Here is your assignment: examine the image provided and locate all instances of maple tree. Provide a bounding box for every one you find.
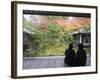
[23,15,90,57]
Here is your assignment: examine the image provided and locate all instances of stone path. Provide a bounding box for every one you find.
[23,54,91,69]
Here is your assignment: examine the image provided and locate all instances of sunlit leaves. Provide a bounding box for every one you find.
[23,15,90,56]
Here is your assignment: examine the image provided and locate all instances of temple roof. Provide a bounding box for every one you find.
[71,28,90,34]
[23,27,35,35]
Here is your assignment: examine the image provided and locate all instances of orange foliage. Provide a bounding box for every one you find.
[55,17,90,30]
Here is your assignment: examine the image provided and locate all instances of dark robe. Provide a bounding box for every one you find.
[64,48,75,66]
[75,49,87,66]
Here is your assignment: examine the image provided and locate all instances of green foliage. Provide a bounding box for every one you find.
[23,17,33,29]
[24,23,75,57]
[48,16,69,20]
[23,17,75,57]
[82,26,90,32]
[63,32,75,44]
[48,23,60,32]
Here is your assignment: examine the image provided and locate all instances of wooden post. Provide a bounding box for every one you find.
[79,33,82,43]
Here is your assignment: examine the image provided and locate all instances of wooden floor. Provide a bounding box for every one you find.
[23,54,91,69]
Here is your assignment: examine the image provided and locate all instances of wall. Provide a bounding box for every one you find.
[0,0,100,80]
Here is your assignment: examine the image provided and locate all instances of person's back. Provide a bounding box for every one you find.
[75,44,87,66]
[64,44,75,66]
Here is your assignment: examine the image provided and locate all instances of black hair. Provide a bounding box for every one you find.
[78,43,83,49]
[69,44,73,49]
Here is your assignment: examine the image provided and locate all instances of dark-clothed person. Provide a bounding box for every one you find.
[64,44,75,66]
[75,44,87,66]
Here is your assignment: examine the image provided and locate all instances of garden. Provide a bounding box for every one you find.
[23,15,90,57]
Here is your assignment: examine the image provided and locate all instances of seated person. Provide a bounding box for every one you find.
[64,44,75,66]
[75,44,87,66]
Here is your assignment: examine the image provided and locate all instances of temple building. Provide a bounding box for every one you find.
[23,28,35,52]
[71,28,91,48]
